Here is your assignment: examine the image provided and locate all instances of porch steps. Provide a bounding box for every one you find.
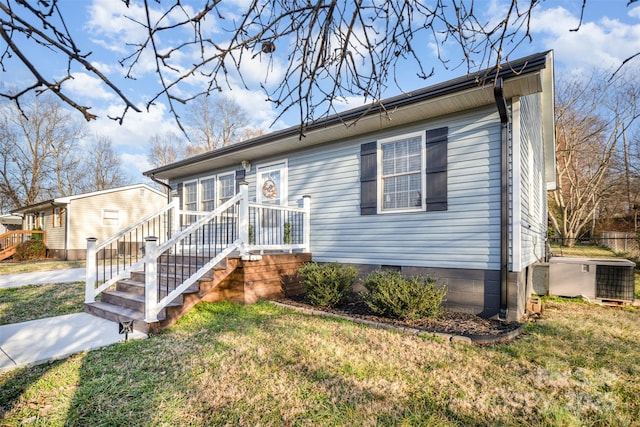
[0,247,16,262]
[84,257,233,334]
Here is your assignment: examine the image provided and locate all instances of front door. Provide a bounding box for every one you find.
[255,161,288,245]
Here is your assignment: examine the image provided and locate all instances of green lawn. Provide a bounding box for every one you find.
[550,242,629,258]
[0,282,85,325]
[1,287,639,425]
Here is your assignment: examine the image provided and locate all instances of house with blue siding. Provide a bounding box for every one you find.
[141,51,555,323]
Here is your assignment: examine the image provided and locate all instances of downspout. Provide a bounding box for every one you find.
[63,203,69,261]
[494,77,509,321]
[149,174,173,203]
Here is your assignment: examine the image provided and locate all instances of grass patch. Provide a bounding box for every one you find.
[550,243,620,259]
[0,282,85,325]
[1,297,639,425]
[0,260,85,275]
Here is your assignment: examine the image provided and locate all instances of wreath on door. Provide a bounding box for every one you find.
[262,179,277,199]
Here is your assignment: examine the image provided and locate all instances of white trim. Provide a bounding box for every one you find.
[12,184,166,216]
[376,130,426,214]
[54,184,165,204]
[511,97,522,273]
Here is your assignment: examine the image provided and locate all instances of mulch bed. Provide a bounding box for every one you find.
[277,295,524,342]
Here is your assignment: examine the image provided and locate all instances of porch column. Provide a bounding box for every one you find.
[144,236,159,322]
[303,195,311,252]
[238,182,249,256]
[85,237,97,303]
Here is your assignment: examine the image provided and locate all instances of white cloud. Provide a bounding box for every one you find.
[63,72,116,102]
[120,152,154,183]
[628,4,640,19]
[85,2,150,53]
[531,6,640,72]
[85,102,183,178]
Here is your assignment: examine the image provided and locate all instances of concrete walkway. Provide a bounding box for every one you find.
[0,268,85,289]
[0,269,146,373]
[0,313,146,372]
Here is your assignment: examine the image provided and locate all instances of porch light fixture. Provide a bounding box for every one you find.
[241,160,252,172]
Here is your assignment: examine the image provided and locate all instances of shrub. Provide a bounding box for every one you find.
[298,262,357,307]
[362,270,446,321]
[14,239,47,261]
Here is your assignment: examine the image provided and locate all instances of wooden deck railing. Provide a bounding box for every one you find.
[0,230,46,261]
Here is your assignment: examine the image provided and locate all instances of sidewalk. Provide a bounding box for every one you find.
[0,269,146,373]
[0,268,85,289]
[0,313,146,372]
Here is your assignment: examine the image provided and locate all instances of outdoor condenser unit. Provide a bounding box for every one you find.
[548,257,636,302]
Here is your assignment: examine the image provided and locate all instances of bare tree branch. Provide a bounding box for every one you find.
[0,0,547,130]
[1,0,637,134]
[0,1,141,121]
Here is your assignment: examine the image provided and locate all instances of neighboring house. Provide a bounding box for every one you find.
[12,184,167,260]
[144,51,556,322]
[0,214,22,234]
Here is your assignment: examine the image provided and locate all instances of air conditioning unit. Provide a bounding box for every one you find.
[548,257,636,303]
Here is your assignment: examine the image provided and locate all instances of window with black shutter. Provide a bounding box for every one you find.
[359,126,448,214]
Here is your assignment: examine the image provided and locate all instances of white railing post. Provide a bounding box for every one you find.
[303,195,311,252]
[85,237,97,303]
[239,182,249,255]
[171,193,180,239]
[144,236,159,322]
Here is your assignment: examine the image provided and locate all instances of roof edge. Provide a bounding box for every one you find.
[145,50,553,178]
[11,184,165,214]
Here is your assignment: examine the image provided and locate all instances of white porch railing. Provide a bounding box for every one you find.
[85,183,311,323]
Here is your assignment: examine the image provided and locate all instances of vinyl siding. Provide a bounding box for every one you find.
[66,187,166,251]
[44,208,66,251]
[519,93,547,268]
[245,106,503,270]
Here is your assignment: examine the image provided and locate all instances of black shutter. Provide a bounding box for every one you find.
[235,169,246,192]
[177,182,184,205]
[360,141,377,215]
[425,127,448,211]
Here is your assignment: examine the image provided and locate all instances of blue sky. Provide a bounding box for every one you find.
[3,0,640,182]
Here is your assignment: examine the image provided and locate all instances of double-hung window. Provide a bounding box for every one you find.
[183,180,198,212]
[361,127,447,215]
[182,172,237,217]
[379,132,425,212]
[218,173,235,205]
[200,177,216,211]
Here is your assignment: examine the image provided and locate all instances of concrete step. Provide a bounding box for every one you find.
[101,290,146,313]
[116,279,145,296]
[84,301,158,334]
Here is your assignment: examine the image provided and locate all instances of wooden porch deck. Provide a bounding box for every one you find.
[0,230,46,261]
